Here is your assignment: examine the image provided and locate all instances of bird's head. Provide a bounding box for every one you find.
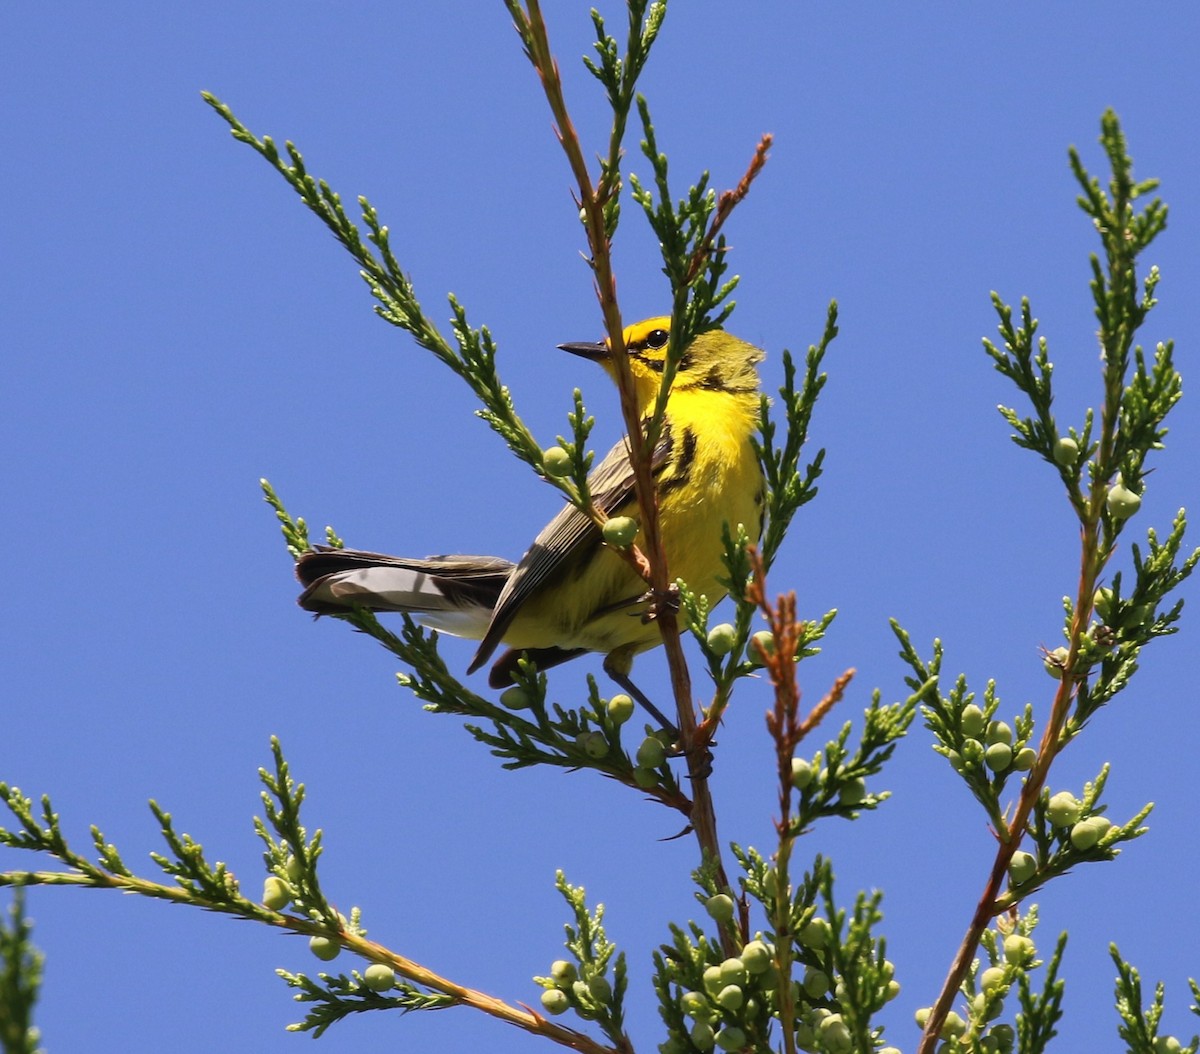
[558,316,763,411]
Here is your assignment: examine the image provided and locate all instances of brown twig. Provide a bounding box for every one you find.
[684,133,773,286]
[800,669,855,742]
[743,548,854,1054]
[916,518,1101,1053]
[509,5,773,958]
[0,866,620,1054]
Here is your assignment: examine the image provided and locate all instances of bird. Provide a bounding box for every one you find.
[295,316,765,716]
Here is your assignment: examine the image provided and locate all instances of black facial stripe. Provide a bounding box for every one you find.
[630,351,665,372]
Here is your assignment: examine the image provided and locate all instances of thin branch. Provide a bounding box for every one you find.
[0,864,615,1054]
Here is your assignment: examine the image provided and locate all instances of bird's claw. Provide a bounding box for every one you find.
[640,583,682,624]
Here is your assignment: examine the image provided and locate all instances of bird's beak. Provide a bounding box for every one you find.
[557,338,609,362]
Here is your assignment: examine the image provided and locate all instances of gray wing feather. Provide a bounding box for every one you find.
[297,548,513,617]
[468,424,674,671]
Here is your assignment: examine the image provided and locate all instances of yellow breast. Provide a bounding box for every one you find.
[504,387,763,657]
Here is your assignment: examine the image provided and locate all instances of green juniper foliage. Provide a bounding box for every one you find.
[0,5,1195,1054]
[0,892,44,1054]
[897,110,1197,1054]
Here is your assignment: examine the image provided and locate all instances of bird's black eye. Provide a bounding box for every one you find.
[646,328,669,349]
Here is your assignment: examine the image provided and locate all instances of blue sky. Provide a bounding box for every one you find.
[3,3,1199,1051]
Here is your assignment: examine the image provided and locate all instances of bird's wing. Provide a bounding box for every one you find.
[467,423,675,672]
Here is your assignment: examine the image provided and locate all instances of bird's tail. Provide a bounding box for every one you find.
[296,547,513,640]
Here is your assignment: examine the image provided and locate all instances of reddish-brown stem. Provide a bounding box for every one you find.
[513,5,776,956]
[745,550,854,1054]
[917,526,1102,1053]
[684,133,773,286]
[1,866,621,1054]
[917,240,1133,1048]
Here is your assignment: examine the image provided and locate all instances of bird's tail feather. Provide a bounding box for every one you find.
[296,547,512,640]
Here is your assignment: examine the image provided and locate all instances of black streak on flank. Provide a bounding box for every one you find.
[659,426,698,494]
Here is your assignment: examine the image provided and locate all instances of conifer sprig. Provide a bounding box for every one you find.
[0,891,43,1054]
[1109,945,1198,1054]
[913,111,1195,1054]
[754,302,836,575]
[201,94,607,524]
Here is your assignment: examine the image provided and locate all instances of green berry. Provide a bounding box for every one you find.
[606,693,634,725]
[1106,481,1142,519]
[580,731,609,759]
[309,935,341,962]
[762,868,778,898]
[702,965,724,995]
[790,756,815,790]
[1070,815,1112,849]
[748,630,775,666]
[680,990,710,1018]
[991,1023,1015,1046]
[942,1010,967,1038]
[1052,436,1079,467]
[632,766,658,788]
[884,979,901,1002]
[706,623,737,656]
[1043,646,1070,679]
[915,1008,931,1028]
[1013,747,1037,771]
[1069,819,1100,850]
[543,445,573,478]
[800,916,831,949]
[980,966,1007,993]
[1093,587,1115,621]
[541,988,570,1015]
[715,1026,747,1052]
[803,967,830,998]
[1046,791,1082,827]
[362,963,395,992]
[500,685,532,710]
[588,975,612,1002]
[550,960,576,985]
[1155,1037,1183,1054]
[985,742,1013,772]
[602,515,639,548]
[719,957,748,988]
[705,893,735,923]
[716,984,744,1011]
[960,703,986,736]
[262,876,292,910]
[986,720,1013,746]
[636,736,667,769]
[819,1013,852,1052]
[284,854,304,888]
[1008,851,1037,885]
[740,940,771,974]
[690,1021,716,1051]
[1003,934,1035,965]
[840,777,867,805]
